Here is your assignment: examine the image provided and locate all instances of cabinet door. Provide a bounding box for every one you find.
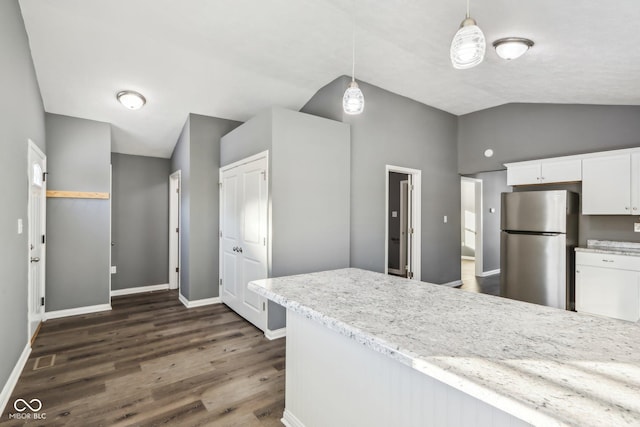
[631,152,640,213]
[582,154,631,215]
[540,159,582,183]
[575,266,640,322]
[506,163,541,186]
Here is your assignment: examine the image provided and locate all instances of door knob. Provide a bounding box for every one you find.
[30,257,40,263]
[238,247,243,253]
[232,247,237,252]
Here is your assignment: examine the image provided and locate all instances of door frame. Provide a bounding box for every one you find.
[384,165,421,281]
[169,170,182,292]
[461,176,483,277]
[27,139,46,341]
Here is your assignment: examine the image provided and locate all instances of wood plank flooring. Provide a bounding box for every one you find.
[1,290,285,426]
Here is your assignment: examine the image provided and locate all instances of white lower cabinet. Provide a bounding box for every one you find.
[575,252,640,322]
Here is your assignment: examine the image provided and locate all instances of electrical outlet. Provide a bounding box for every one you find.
[444,215,448,223]
[634,223,640,232]
[17,219,23,234]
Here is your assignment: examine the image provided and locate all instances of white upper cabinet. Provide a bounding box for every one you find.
[506,158,582,186]
[582,153,632,215]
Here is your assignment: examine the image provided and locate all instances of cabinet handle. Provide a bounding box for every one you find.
[625,207,630,210]
[602,259,614,263]
[634,207,638,211]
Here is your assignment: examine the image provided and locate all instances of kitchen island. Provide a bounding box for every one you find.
[249,268,640,427]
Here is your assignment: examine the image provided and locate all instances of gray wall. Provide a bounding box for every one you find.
[170,114,241,301]
[221,107,351,330]
[464,171,510,271]
[458,103,640,174]
[303,76,461,284]
[111,153,170,290]
[46,114,111,311]
[459,103,640,249]
[0,0,46,400]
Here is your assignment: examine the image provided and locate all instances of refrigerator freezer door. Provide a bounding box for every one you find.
[500,231,567,309]
[501,190,572,233]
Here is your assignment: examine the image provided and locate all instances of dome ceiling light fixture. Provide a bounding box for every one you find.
[117,90,146,110]
[450,0,485,70]
[493,37,534,60]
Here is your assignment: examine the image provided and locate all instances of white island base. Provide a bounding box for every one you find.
[282,311,530,427]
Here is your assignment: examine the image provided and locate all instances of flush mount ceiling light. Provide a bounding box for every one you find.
[450,0,485,69]
[343,23,364,115]
[493,37,534,60]
[117,90,146,110]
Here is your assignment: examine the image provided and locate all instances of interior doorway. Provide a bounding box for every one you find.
[169,171,181,292]
[385,165,421,280]
[460,177,483,282]
[27,139,46,342]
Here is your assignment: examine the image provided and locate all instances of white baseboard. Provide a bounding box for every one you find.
[461,256,475,261]
[179,294,221,308]
[265,327,286,340]
[281,409,305,427]
[44,303,112,321]
[441,279,463,287]
[111,283,170,297]
[479,269,500,277]
[0,343,32,416]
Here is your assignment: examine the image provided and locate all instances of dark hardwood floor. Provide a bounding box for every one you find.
[1,290,285,427]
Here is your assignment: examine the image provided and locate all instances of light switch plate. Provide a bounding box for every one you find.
[17,219,23,234]
[634,223,640,232]
[444,215,448,223]
[110,266,117,274]
[392,211,398,218]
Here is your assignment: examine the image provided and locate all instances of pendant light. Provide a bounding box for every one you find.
[343,26,364,115]
[450,0,485,69]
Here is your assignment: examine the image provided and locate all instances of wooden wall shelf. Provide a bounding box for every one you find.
[46,190,110,200]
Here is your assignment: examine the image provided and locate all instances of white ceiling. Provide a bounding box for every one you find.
[19,0,640,158]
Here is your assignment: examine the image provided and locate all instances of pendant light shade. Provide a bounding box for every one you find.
[343,81,365,115]
[450,0,485,70]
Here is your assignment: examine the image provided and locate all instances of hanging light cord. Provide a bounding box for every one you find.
[351,28,356,82]
[466,0,470,18]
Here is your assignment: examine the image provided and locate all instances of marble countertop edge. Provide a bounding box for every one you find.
[249,279,566,427]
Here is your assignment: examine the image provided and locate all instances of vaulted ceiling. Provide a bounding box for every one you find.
[19,0,640,158]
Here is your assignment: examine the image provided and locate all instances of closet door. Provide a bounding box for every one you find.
[220,153,268,331]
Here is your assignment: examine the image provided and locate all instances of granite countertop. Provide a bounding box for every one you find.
[575,239,640,256]
[249,268,640,427]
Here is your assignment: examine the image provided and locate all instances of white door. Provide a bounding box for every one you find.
[220,153,268,331]
[28,140,46,341]
[169,171,181,290]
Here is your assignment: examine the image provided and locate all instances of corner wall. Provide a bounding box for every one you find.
[170,114,242,301]
[0,0,46,403]
[45,114,111,311]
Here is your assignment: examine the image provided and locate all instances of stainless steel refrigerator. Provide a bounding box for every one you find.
[500,190,579,310]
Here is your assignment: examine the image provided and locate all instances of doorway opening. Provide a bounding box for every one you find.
[169,171,181,293]
[28,139,46,343]
[460,177,483,285]
[385,165,421,280]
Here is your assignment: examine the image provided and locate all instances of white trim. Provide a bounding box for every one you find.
[265,327,286,340]
[220,150,269,172]
[0,343,31,416]
[461,256,475,261]
[441,279,463,287]
[479,268,500,277]
[384,165,422,281]
[44,304,112,320]
[110,284,170,297]
[281,409,306,427]
[179,294,221,308]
